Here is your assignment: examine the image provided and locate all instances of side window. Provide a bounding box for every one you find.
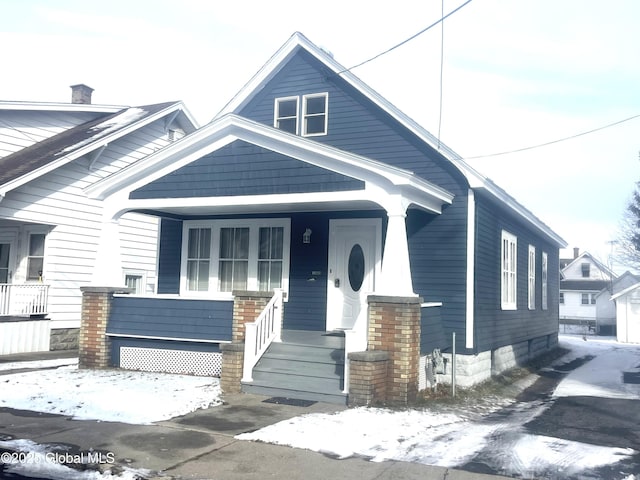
[541,252,548,310]
[27,233,46,281]
[501,230,517,310]
[528,245,536,310]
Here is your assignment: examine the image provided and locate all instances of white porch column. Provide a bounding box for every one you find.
[378,200,415,297]
[91,218,126,287]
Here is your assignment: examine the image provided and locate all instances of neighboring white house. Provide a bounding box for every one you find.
[560,249,616,334]
[0,85,197,354]
[611,281,640,343]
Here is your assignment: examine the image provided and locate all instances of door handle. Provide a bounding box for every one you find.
[334,278,340,288]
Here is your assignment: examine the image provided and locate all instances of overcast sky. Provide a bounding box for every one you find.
[2,0,638,270]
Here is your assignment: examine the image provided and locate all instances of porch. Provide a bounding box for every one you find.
[0,284,51,355]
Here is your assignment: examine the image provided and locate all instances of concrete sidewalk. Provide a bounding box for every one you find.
[0,352,511,480]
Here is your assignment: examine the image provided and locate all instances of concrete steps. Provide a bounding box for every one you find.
[241,330,347,405]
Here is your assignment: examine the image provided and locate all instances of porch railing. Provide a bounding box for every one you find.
[242,288,284,382]
[0,284,49,316]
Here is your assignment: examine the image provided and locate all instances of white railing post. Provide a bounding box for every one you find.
[241,289,284,383]
[0,284,49,316]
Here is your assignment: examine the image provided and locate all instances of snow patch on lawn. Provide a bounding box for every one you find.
[0,366,221,424]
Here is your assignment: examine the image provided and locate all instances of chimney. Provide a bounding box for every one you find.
[70,84,94,104]
[573,247,580,259]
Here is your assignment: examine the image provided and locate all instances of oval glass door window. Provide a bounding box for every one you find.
[348,244,365,292]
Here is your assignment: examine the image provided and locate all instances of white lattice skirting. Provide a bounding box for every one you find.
[120,346,222,377]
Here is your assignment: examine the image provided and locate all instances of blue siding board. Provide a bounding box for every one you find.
[474,191,560,352]
[107,296,233,342]
[130,141,364,199]
[157,218,182,294]
[239,49,471,353]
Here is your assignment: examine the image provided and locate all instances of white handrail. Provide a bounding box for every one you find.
[242,289,283,382]
[0,284,49,316]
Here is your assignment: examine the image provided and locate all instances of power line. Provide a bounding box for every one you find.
[463,113,640,160]
[335,0,474,76]
[437,0,445,149]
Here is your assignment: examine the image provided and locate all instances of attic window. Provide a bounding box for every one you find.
[302,93,328,136]
[274,93,328,136]
[581,263,590,278]
[275,97,298,134]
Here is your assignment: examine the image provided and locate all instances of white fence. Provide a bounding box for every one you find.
[242,289,283,382]
[0,284,49,316]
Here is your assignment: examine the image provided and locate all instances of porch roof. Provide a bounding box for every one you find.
[87,114,454,218]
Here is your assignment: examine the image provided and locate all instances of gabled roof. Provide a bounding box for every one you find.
[86,114,454,216]
[611,281,640,301]
[216,32,566,248]
[0,100,123,114]
[0,101,198,196]
[560,251,617,280]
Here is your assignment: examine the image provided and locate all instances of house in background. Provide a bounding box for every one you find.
[611,279,640,343]
[559,248,617,334]
[82,32,566,403]
[0,85,197,354]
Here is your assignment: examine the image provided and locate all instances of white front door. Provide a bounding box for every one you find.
[326,219,382,331]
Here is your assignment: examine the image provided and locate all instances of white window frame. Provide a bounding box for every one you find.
[302,92,329,136]
[501,230,517,310]
[528,245,536,310]
[123,269,147,295]
[180,218,291,299]
[274,96,299,135]
[274,93,329,137]
[24,229,48,283]
[541,252,548,310]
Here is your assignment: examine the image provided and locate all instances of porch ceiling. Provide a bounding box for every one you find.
[135,200,382,218]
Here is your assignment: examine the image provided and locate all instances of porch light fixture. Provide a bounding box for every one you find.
[303,228,312,244]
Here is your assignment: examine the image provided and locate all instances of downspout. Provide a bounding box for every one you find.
[465,189,475,350]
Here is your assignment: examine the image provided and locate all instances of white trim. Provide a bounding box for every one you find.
[215,32,566,248]
[180,218,291,297]
[302,92,328,137]
[421,302,443,308]
[501,230,517,310]
[465,189,475,349]
[106,333,231,344]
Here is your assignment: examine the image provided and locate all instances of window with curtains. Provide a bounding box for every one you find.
[181,219,290,296]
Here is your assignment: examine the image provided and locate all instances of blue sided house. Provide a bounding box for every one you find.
[85,32,566,402]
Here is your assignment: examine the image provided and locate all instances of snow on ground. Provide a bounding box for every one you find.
[1,335,639,479]
[0,357,78,372]
[1,438,149,480]
[0,364,222,424]
[553,335,640,399]
[238,335,640,478]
